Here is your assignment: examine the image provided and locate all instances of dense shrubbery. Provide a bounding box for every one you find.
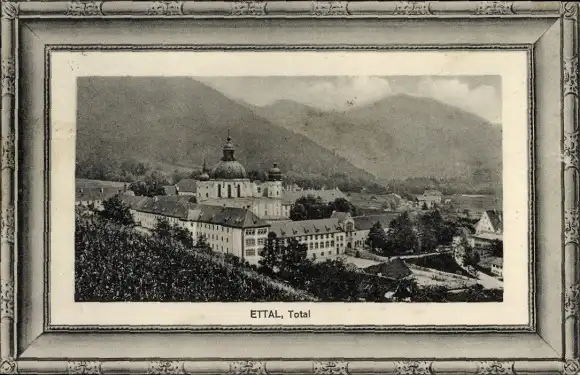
[290,196,358,221]
[75,211,305,302]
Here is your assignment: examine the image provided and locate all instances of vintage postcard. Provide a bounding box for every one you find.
[46,50,531,328]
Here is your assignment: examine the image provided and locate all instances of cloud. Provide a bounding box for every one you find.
[302,76,393,110]
[412,77,501,124]
[199,75,501,124]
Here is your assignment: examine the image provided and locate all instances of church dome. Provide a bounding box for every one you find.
[210,135,247,180]
[268,163,282,181]
[211,161,247,180]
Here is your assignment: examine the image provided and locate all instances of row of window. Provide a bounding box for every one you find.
[245,228,268,236]
[245,238,266,246]
[202,223,231,233]
[198,233,230,243]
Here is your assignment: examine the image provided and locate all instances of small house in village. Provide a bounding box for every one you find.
[470,209,503,248]
[415,189,443,209]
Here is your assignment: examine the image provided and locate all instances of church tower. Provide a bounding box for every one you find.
[265,163,283,198]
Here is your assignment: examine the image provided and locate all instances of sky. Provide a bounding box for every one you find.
[197,75,502,125]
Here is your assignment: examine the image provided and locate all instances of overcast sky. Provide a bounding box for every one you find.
[197,75,502,125]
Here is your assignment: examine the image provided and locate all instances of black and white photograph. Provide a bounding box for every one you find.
[74,73,505,304]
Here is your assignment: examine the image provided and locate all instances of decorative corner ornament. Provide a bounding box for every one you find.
[147,361,184,375]
[67,361,101,374]
[394,361,431,375]
[147,1,183,16]
[0,280,14,321]
[564,131,580,170]
[229,361,267,375]
[562,2,579,20]
[565,283,580,319]
[394,2,431,16]
[313,2,348,16]
[564,55,579,97]
[0,2,18,20]
[0,205,15,244]
[475,1,514,16]
[0,358,17,375]
[313,361,349,375]
[564,359,580,375]
[65,1,103,16]
[1,58,15,97]
[231,2,267,16]
[476,361,515,375]
[565,207,580,246]
[1,133,15,171]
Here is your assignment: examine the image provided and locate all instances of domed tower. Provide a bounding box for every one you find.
[198,159,210,182]
[208,134,250,199]
[211,136,247,180]
[265,162,283,198]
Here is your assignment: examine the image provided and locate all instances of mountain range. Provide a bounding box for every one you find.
[76,77,502,189]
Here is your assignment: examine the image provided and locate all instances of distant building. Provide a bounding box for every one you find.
[415,189,443,209]
[75,185,133,210]
[489,257,503,277]
[470,209,503,247]
[331,211,401,250]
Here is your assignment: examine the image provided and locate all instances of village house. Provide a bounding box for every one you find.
[489,257,503,278]
[415,189,443,209]
[470,209,503,248]
[75,186,134,211]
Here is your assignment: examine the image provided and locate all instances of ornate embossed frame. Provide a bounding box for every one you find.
[1,1,579,374]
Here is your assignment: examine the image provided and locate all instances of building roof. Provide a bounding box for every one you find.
[269,218,343,238]
[75,179,127,189]
[175,178,198,193]
[423,189,442,196]
[472,232,503,241]
[363,258,413,280]
[75,187,126,202]
[352,213,400,231]
[162,185,177,195]
[489,257,503,267]
[121,195,267,228]
[485,210,503,232]
[193,204,269,228]
[282,189,347,204]
[128,195,196,219]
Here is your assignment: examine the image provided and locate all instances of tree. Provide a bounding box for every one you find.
[487,240,503,258]
[383,212,418,256]
[259,232,283,275]
[195,234,212,253]
[329,197,357,216]
[421,202,429,210]
[152,218,194,248]
[290,195,332,221]
[100,195,134,226]
[462,247,480,268]
[366,222,388,252]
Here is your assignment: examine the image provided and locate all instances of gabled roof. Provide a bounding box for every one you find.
[352,213,400,231]
[76,187,126,202]
[485,210,503,232]
[269,218,342,238]
[175,178,198,193]
[163,185,177,195]
[128,195,195,219]
[194,204,269,228]
[364,258,413,280]
[423,190,442,196]
[282,189,347,204]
